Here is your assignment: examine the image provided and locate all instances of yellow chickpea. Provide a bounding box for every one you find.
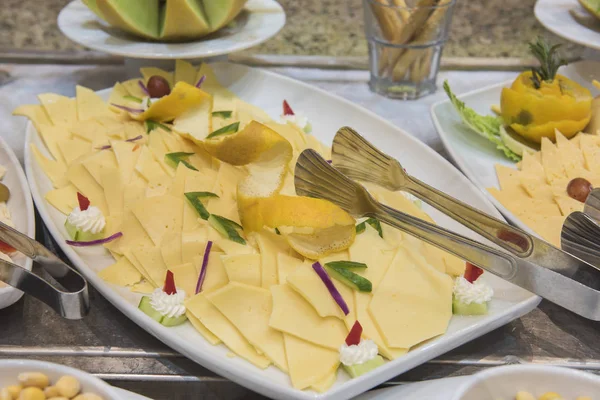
[538,393,562,400]
[0,388,13,400]
[516,391,536,400]
[18,373,49,389]
[43,387,59,398]
[73,394,103,400]
[7,385,23,399]
[55,376,80,398]
[18,387,45,400]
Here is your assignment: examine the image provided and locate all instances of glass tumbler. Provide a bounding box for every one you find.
[363,0,456,100]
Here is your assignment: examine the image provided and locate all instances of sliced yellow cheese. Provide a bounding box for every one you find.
[555,130,586,179]
[257,231,291,288]
[13,104,52,132]
[106,210,153,255]
[44,184,78,215]
[580,134,600,172]
[213,238,254,255]
[349,223,396,290]
[112,140,142,184]
[37,124,70,164]
[181,229,208,264]
[310,369,338,393]
[161,231,183,268]
[175,60,199,86]
[276,252,303,284]
[541,138,567,184]
[519,151,545,180]
[38,93,77,127]
[66,161,108,215]
[146,175,172,197]
[368,248,453,349]
[186,311,221,345]
[283,333,339,390]
[170,262,199,297]
[121,79,147,99]
[122,246,154,286]
[70,119,108,144]
[132,245,168,287]
[76,85,112,121]
[519,175,554,202]
[58,138,92,166]
[135,146,167,182]
[269,284,347,350]
[132,194,183,246]
[98,257,143,286]
[554,194,584,216]
[266,122,307,153]
[30,144,68,188]
[193,251,228,292]
[222,254,261,286]
[81,149,118,187]
[173,98,213,145]
[185,293,271,369]
[131,280,155,294]
[207,282,288,371]
[196,63,237,112]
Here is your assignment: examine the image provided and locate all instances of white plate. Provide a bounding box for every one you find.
[535,0,600,50]
[0,136,35,310]
[24,62,541,400]
[57,0,285,59]
[114,387,153,400]
[431,61,600,238]
[354,377,470,400]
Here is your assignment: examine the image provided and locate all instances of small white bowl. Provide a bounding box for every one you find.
[0,359,120,399]
[0,136,35,310]
[452,365,600,399]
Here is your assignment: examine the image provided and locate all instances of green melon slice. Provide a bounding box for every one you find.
[96,0,160,40]
[499,125,539,156]
[204,0,248,32]
[82,0,106,21]
[579,0,600,20]
[160,0,211,40]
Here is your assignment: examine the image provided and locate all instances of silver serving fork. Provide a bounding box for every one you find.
[295,148,600,321]
[0,221,89,319]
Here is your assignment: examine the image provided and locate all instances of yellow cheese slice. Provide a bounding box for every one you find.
[169,163,188,198]
[145,175,172,197]
[122,179,147,212]
[170,262,199,297]
[122,246,154,286]
[38,93,77,127]
[519,175,554,202]
[70,119,108,145]
[181,230,208,265]
[111,140,142,184]
[257,231,291,288]
[173,99,213,145]
[541,138,567,184]
[222,254,261,286]
[276,252,303,285]
[44,184,78,215]
[121,79,147,99]
[266,122,307,153]
[213,238,254,255]
[132,194,183,246]
[555,130,585,179]
[98,257,143,286]
[286,261,345,319]
[161,131,186,152]
[193,251,228,292]
[135,146,167,182]
[124,121,146,140]
[283,333,340,390]
[132,245,169,287]
[355,291,407,360]
[175,60,199,86]
[186,311,221,345]
[368,248,453,349]
[269,284,348,350]
[185,293,271,369]
[236,99,272,127]
[442,253,466,277]
[521,215,565,247]
[494,165,526,193]
[349,223,396,290]
[310,369,338,393]
[58,138,92,166]
[147,131,174,176]
[207,196,241,225]
[140,67,174,87]
[519,151,545,180]
[37,124,70,164]
[160,231,183,268]
[82,149,118,187]
[130,280,155,294]
[318,251,356,329]
[196,63,237,112]
[13,104,52,132]
[76,85,111,121]
[580,134,600,172]
[212,162,245,199]
[30,144,69,188]
[66,162,109,215]
[554,194,584,216]
[207,282,288,371]
[105,210,153,255]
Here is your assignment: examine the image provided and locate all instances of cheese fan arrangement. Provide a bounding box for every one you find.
[445,37,600,248]
[13,60,491,392]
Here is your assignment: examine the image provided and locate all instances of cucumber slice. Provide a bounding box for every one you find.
[206,122,240,139]
[452,297,489,315]
[161,314,188,327]
[138,296,163,322]
[164,152,198,171]
[145,120,171,134]
[64,219,79,240]
[64,220,104,241]
[325,261,367,270]
[325,265,372,292]
[184,191,219,220]
[212,111,232,119]
[498,125,539,156]
[208,214,246,245]
[343,355,385,378]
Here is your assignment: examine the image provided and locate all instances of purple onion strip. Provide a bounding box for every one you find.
[138,80,149,96]
[312,262,349,315]
[111,103,143,113]
[195,75,206,88]
[66,232,123,247]
[195,241,213,294]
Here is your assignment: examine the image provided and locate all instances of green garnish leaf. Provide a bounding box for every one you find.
[212,111,233,118]
[165,152,198,171]
[208,214,246,245]
[443,81,521,162]
[145,120,172,134]
[325,264,372,293]
[325,261,367,269]
[184,191,219,220]
[206,122,240,139]
[275,227,281,235]
[355,217,383,238]
[124,95,143,103]
[528,36,568,88]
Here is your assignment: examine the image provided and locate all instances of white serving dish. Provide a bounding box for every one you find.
[0,135,35,310]
[431,60,600,238]
[535,0,600,51]
[57,0,285,60]
[24,62,541,400]
[0,359,121,399]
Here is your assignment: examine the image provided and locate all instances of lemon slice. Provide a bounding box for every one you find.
[204,121,356,259]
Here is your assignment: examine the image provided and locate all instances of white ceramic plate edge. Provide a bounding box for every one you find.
[0,135,35,309]
[24,62,541,400]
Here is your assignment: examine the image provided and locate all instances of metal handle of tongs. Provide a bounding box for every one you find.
[0,221,89,319]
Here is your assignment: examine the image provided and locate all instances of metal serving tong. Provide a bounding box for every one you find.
[0,221,89,319]
[562,188,600,268]
[294,127,600,321]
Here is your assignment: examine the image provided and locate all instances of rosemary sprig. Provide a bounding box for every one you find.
[528,37,568,89]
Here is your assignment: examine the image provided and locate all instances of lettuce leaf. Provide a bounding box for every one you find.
[443,81,521,162]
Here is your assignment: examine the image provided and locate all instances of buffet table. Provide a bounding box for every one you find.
[0,63,598,400]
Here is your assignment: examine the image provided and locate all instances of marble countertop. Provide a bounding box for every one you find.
[0,0,587,60]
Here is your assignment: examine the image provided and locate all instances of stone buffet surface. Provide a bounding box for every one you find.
[0,0,587,60]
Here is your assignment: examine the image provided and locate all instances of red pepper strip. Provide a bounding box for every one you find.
[0,242,16,254]
[283,100,295,116]
[77,192,90,211]
[345,320,363,346]
[464,262,484,283]
[163,270,177,295]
